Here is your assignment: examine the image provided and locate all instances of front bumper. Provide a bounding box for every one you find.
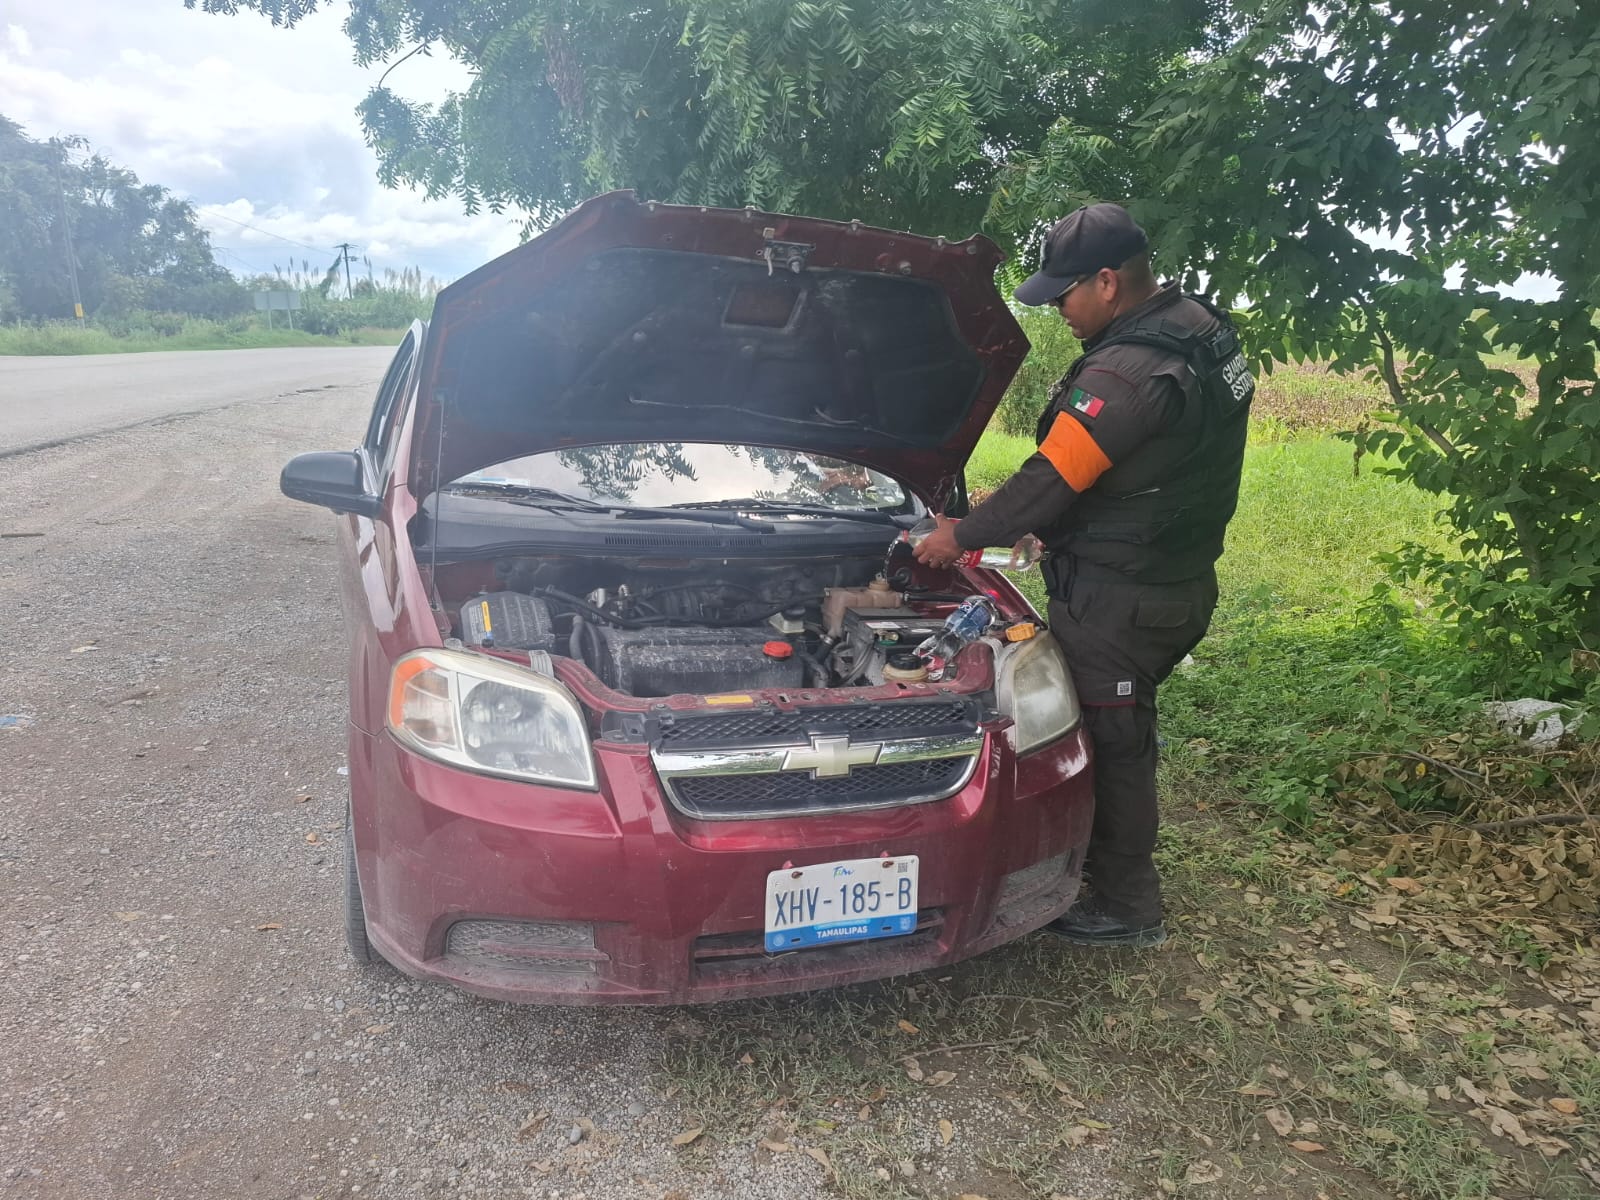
[349,721,1093,1005]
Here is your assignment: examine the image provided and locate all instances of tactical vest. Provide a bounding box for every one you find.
[1034,293,1256,585]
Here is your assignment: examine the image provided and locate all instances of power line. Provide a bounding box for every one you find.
[196,206,332,255]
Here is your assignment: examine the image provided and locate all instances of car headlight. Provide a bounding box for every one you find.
[387,649,597,789]
[994,634,1080,754]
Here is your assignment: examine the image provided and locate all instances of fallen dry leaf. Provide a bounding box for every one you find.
[526,1158,553,1175]
[938,1118,954,1146]
[904,1058,924,1083]
[1184,1160,1224,1184]
[295,793,313,803]
[1080,1118,1111,1131]
[517,1111,549,1139]
[1479,1105,1533,1148]
[1237,1084,1276,1097]
[738,1052,755,1065]
[365,1023,392,1036]
[927,1070,957,1087]
[1264,1108,1295,1137]
[70,643,99,654]
[1289,1140,1326,1153]
[857,1105,870,1121]
[671,1127,704,1147]
[255,922,282,931]
[113,911,143,922]
[1387,876,1423,894]
[305,832,319,844]
[1550,1098,1580,1115]
[957,1195,991,1200]
[496,1080,531,1093]
[897,1019,920,1035]
[758,1139,792,1154]
[804,1146,832,1173]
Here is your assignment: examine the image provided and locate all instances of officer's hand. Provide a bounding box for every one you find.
[912,514,963,568]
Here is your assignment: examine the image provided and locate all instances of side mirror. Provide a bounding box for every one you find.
[280,451,383,518]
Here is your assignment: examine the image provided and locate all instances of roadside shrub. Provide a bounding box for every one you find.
[294,288,433,336]
[1161,598,1482,826]
[993,306,1080,436]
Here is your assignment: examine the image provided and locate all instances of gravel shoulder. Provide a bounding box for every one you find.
[0,368,860,1200]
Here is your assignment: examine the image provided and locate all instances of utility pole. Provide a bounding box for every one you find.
[49,137,85,324]
[334,242,357,299]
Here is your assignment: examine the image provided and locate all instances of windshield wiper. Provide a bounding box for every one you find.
[666,498,905,525]
[608,506,774,532]
[443,482,610,511]
[443,482,775,530]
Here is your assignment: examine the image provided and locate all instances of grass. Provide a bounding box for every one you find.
[0,320,407,355]
[970,406,1450,620]
[641,367,1599,1200]
[656,811,1600,1200]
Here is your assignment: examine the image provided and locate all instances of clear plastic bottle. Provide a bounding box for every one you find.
[914,595,999,680]
[899,517,1043,573]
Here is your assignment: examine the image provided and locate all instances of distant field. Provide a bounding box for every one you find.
[0,323,407,356]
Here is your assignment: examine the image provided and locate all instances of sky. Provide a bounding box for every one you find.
[0,1,524,287]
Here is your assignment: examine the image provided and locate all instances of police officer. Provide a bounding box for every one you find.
[913,203,1254,947]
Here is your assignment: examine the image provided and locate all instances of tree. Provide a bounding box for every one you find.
[1136,0,1599,699]
[187,0,1220,252]
[0,115,245,321]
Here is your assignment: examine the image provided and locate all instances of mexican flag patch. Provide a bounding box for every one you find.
[1068,386,1105,419]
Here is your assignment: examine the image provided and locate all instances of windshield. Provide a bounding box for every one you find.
[452,444,910,511]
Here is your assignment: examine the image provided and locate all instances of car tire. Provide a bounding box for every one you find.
[343,801,377,964]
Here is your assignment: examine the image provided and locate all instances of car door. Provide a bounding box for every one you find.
[342,329,420,733]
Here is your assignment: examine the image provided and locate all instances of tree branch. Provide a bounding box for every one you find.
[898,1034,1030,1063]
[377,42,430,91]
[1360,301,1460,462]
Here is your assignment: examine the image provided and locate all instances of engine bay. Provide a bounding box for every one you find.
[438,549,986,698]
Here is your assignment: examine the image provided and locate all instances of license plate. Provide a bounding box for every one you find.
[764,855,920,952]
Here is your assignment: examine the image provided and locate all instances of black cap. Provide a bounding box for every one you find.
[1013,203,1150,307]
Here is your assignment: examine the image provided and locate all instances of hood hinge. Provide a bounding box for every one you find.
[761,229,814,276]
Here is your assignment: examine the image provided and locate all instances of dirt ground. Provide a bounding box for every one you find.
[2,353,1594,1200]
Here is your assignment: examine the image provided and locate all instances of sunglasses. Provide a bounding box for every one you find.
[1051,274,1093,308]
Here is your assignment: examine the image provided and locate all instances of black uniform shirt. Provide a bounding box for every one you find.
[954,285,1198,552]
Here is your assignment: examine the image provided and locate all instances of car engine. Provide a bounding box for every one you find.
[447,554,958,697]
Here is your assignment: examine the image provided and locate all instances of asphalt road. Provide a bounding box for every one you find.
[0,349,857,1200]
[0,347,396,458]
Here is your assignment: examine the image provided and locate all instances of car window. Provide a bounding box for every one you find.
[362,332,416,468]
[455,443,908,510]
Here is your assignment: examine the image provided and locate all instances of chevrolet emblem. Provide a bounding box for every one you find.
[781,734,882,778]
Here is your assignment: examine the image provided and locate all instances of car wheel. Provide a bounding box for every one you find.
[343,801,376,964]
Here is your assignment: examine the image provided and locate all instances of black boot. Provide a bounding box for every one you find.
[1044,894,1166,948]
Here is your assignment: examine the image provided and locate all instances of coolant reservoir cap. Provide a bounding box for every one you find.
[762,640,794,659]
[886,650,921,671]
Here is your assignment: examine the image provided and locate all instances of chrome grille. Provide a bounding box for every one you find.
[669,757,973,818]
[653,700,977,749]
[652,729,983,820]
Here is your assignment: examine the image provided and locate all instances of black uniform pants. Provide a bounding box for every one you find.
[1044,558,1218,924]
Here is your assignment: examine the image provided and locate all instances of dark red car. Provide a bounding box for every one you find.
[281,192,1093,1005]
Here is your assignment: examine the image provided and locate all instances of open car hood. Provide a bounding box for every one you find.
[410,192,1029,507]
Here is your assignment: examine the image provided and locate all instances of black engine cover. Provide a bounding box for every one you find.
[586,624,803,697]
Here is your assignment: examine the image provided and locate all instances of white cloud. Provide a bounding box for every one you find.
[0,1,522,283]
